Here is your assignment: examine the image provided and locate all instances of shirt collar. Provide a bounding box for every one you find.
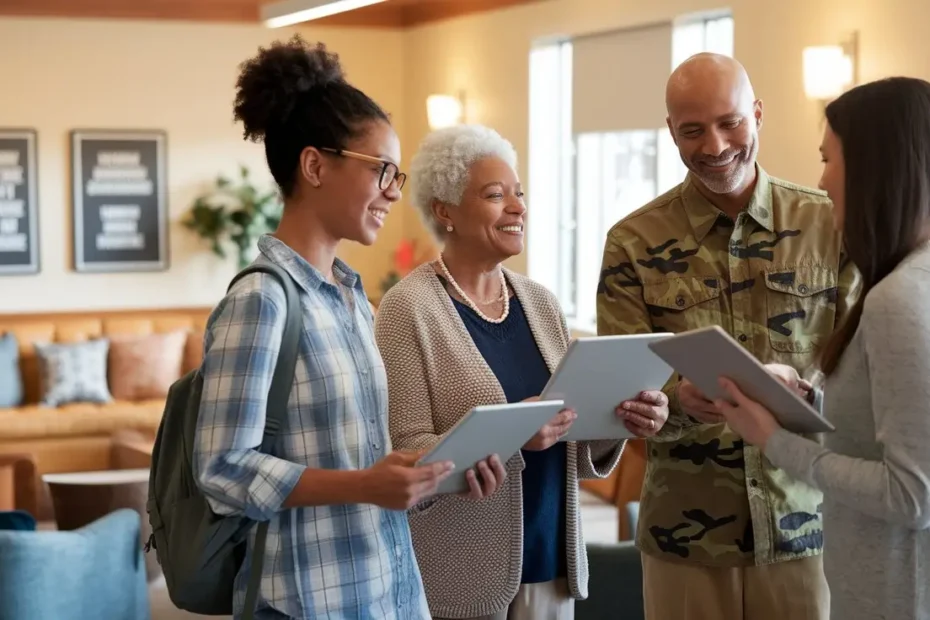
[256,234,363,295]
[681,163,774,242]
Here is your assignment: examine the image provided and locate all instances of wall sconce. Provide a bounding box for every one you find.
[803,33,858,102]
[426,92,465,130]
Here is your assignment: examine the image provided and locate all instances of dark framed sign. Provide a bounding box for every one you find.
[71,129,168,272]
[0,128,40,275]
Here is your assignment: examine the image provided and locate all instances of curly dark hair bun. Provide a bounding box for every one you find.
[232,34,390,197]
[234,35,346,142]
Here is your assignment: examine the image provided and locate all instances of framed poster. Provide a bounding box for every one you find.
[0,128,40,275]
[71,129,168,272]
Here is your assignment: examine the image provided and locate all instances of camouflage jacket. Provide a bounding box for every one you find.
[596,166,862,567]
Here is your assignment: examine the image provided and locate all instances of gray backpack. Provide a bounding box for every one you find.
[145,263,301,619]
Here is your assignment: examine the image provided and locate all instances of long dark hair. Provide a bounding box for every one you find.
[820,77,930,374]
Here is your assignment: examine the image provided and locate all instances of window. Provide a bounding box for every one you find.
[673,13,735,66]
[571,131,659,327]
[528,13,734,333]
[528,40,573,312]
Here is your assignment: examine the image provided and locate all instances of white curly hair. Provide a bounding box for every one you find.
[408,124,518,241]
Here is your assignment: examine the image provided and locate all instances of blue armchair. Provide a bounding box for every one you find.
[0,508,150,619]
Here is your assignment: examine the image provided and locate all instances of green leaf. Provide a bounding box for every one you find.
[184,166,282,266]
[211,240,227,258]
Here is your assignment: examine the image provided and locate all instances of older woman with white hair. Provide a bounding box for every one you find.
[373,124,670,620]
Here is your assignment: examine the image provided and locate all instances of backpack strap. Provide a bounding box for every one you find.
[226,262,303,620]
[227,262,302,451]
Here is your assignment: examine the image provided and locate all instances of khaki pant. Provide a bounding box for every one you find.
[642,553,830,620]
[435,578,574,620]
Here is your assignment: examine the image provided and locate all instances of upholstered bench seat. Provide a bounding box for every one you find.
[0,400,165,441]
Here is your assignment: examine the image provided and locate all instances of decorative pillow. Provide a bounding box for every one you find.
[108,330,188,400]
[35,339,112,407]
[0,509,36,531]
[0,332,23,408]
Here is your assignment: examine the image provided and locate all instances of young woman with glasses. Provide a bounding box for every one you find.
[192,35,452,620]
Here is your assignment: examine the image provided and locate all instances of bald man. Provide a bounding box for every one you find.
[596,53,861,619]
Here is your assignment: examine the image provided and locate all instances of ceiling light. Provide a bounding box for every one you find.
[261,0,387,28]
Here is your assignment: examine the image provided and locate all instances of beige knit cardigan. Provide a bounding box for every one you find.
[374,263,624,619]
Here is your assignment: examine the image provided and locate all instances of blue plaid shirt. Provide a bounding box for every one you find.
[193,235,430,620]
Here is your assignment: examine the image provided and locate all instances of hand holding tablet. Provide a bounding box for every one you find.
[462,454,507,500]
[648,325,834,434]
[522,400,578,450]
[417,400,566,495]
[616,390,671,437]
[539,334,676,441]
[676,377,727,424]
[763,364,814,398]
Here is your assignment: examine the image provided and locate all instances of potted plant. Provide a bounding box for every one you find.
[182,165,283,269]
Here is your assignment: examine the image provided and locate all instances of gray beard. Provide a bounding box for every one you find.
[698,165,747,194]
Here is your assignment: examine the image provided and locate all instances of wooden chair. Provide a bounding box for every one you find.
[580,439,647,540]
[0,453,39,518]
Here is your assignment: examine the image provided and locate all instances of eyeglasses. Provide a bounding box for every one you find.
[320,148,407,191]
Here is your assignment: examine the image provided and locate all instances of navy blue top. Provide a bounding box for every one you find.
[440,277,567,584]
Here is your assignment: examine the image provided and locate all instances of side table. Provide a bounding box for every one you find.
[42,468,159,582]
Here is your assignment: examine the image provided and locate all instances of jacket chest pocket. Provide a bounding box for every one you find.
[643,277,723,334]
[763,264,838,353]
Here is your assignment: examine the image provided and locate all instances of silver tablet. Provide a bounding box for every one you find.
[540,334,676,441]
[417,399,565,495]
[648,325,835,434]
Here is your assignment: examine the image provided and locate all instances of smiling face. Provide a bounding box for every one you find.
[669,104,760,195]
[307,120,402,246]
[435,156,526,261]
[666,54,763,197]
[818,122,846,232]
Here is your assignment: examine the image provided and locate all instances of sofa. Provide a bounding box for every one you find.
[0,307,211,520]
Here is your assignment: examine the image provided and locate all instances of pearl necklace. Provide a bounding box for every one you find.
[437,254,510,324]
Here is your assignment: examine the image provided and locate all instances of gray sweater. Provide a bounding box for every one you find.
[766,242,930,620]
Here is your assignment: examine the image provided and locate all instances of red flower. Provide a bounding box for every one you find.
[394,239,417,275]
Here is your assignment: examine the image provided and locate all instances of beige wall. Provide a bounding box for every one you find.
[400,0,930,274]
[0,17,405,313]
[4,0,929,313]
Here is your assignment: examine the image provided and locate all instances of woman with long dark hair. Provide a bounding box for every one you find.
[712,76,930,620]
